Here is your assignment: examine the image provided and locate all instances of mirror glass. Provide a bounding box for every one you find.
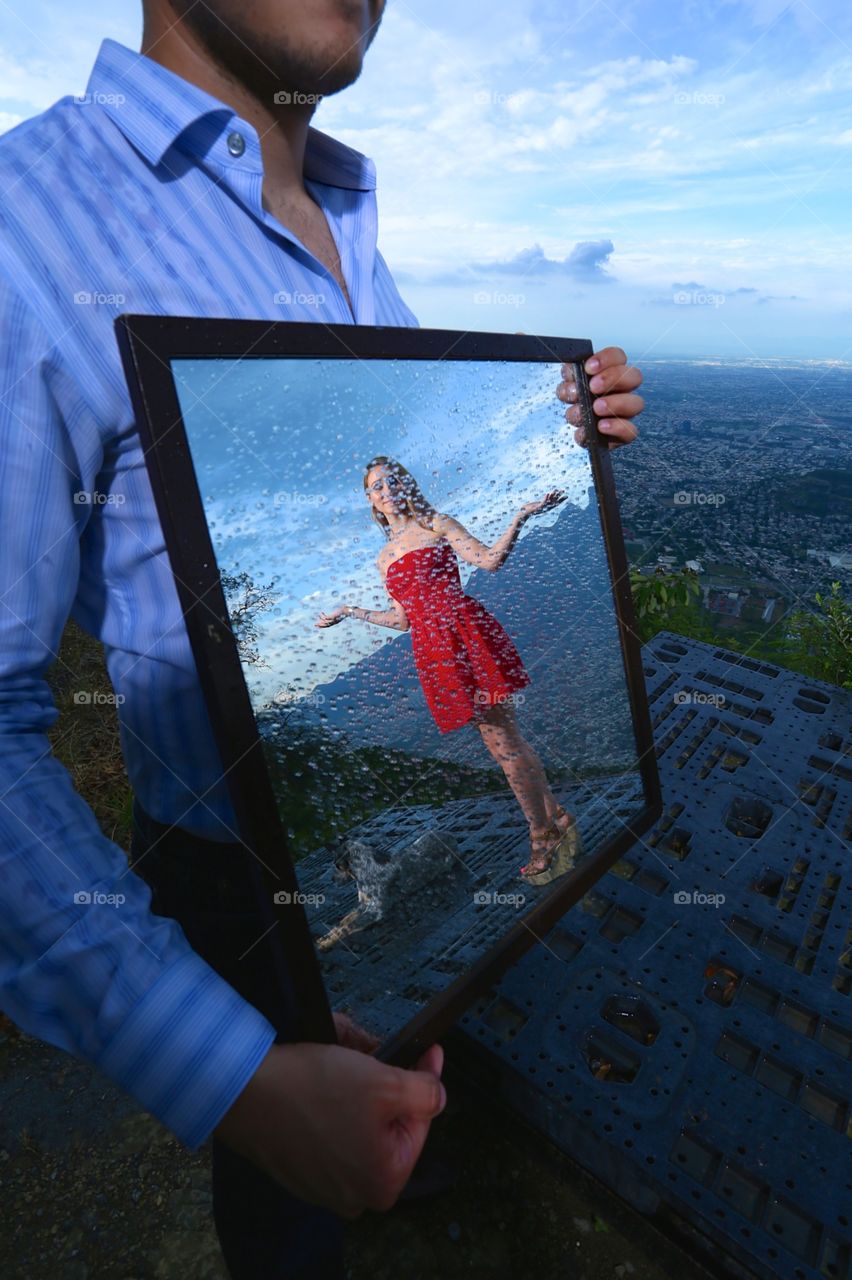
[172,355,645,1037]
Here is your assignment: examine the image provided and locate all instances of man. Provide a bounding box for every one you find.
[0,2,644,1276]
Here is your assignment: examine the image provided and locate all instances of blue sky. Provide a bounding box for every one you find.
[173,356,592,703]
[1,0,850,358]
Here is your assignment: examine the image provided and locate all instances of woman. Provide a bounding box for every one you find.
[315,456,580,883]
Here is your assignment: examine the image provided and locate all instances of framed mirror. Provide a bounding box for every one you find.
[116,318,661,1064]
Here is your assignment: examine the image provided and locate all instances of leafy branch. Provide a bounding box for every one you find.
[783,581,852,689]
[220,569,278,668]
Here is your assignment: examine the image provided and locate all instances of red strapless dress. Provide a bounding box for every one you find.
[385,541,531,733]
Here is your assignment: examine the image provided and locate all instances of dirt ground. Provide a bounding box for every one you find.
[0,1015,723,1280]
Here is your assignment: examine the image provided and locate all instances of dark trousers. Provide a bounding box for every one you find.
[130,798,346,1280]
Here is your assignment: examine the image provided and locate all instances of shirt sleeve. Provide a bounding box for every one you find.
[0,276,277,1150]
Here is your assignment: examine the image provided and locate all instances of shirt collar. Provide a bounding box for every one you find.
[86,37,376,191]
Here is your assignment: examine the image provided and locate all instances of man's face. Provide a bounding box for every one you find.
[164,0,386,101]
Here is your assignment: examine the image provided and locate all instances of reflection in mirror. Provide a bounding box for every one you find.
[173,357,644,1036]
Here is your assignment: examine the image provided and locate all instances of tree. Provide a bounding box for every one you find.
[782,582,852,689]
[628,566,704,644]
[628,564,852,692]
[219,569,278,668]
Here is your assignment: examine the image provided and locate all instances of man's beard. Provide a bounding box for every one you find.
[167,1,378,103]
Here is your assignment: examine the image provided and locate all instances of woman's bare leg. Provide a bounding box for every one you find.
[476,701,572,869]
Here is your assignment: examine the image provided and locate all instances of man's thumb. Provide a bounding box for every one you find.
[395,1066,447,1119]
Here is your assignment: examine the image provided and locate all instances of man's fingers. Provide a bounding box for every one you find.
[555,377,578,405]
[333,1010,381,1053]
[415,1042,444,1079]
[564,394,643,426]
[387,1056,446,1121]
[356,1049,445,1212]
[573,421,638,450]
[585,345,627,373]
[556,366,642,404]
[560,347,626,380]
[591,391,645,420]
[559,349,644,453]
[598,418,639,447]
[590,364,643,395]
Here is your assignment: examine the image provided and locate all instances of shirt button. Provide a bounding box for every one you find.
[227,131,246,157]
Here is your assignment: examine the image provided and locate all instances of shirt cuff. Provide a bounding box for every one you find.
[97,948,278,1149]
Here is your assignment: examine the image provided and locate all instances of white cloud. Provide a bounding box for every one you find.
[0,0,848,354]
[0,4,140,111]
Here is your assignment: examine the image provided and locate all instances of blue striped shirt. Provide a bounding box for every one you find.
[0,37,418,1149]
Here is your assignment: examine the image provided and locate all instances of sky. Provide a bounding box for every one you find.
[173,355,593,703]
[1,0,850,358]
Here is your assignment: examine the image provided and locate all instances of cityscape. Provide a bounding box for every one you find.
[611,358,852,638]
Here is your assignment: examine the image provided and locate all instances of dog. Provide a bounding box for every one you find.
[317,828,460,951]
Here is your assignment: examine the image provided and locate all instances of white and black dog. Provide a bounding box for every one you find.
[318,828,460,950]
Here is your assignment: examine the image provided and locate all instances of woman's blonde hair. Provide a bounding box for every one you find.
[363,456,437,538]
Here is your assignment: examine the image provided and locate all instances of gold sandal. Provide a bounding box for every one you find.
[520,821,562,879]
[520,812,582,887]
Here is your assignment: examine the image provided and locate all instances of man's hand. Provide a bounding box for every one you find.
[333,1009,380,1054]
[213,1039,446,1218]
[557,346,644,449]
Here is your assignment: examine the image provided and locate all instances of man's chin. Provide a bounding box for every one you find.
[167,1,373,106]
[305,53,367,100]
[266,3,380,98]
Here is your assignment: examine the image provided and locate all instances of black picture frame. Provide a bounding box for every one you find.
[115,316,662,1065]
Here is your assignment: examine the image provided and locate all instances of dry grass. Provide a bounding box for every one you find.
[44,618,134,851]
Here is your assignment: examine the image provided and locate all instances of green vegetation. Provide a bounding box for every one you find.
[629,567,852,689]
[261,722,502,860]
[46,619,134,850]
[629,566,703,643]
[784,582,852,689]
[40,556,849,864]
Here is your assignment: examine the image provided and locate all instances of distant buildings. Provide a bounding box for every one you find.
[807,548,852,571]
[700,581,785,624]
[704,587,743,618]
[614,363,850,633]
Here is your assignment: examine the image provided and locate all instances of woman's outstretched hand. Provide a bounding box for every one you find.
[520,489,567,519]
[316,607,347,628]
